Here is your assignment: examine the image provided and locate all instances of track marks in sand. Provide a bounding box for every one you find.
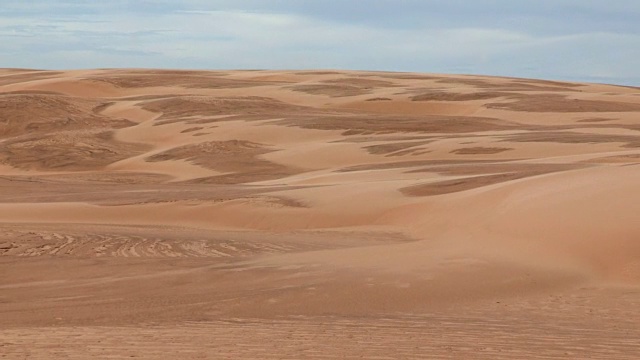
[4,308,640,359]
[0,229,308,258]
[0,225,401,259]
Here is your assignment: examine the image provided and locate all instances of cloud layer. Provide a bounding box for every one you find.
[2,0,639,85]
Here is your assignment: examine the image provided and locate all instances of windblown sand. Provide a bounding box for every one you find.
[1,69,640,359]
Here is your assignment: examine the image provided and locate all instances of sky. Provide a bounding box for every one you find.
[2,0,639,85]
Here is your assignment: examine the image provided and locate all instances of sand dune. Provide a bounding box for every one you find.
[1,69,640,359]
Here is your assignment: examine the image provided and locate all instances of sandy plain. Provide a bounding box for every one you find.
[1,68,640,359]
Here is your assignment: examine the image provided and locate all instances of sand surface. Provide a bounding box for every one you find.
[1,69,640,359]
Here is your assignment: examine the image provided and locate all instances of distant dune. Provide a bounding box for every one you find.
[2,69,640,359]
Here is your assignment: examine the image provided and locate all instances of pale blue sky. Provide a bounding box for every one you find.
[2,1,639,85]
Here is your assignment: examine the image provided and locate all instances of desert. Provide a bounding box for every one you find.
[1,68,640,359]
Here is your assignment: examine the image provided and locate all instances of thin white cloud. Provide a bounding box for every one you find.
[0,1,638,85]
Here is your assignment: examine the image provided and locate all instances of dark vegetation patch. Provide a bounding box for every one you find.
[287,84,372,97]
[406,162,582,176]
[577,118,616,123]
[364,141,432,156]
[0,71,64,86]
[583,154,640,164]
[0,131,149,171]
[321,78,397,88]
[450,147,513,155]
[335,135,432,143]
[141,96,311,125]
[294,71,342,76]
[411,91,512,102]
[500,131,640,148]
[287,77,398,97]
[401,173,528,196]
[0,90,63,96]
[339,160,503,173]
[366,97,392,101]
[401,163,585,196]
[434,77,582,92]
[111,69,230,76]
[359,73,439,80]
[409,91,638,113]
[116,94,180,101]
[486,94,640,112]
[282,114,516,134]
[0,174,268,205]
[0,94,135,139]
[146,140,299,184]
[91,102,116,114]
[87,71,285,89]
[181,127,205,133]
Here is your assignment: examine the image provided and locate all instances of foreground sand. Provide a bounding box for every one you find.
[1,68,640,359]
